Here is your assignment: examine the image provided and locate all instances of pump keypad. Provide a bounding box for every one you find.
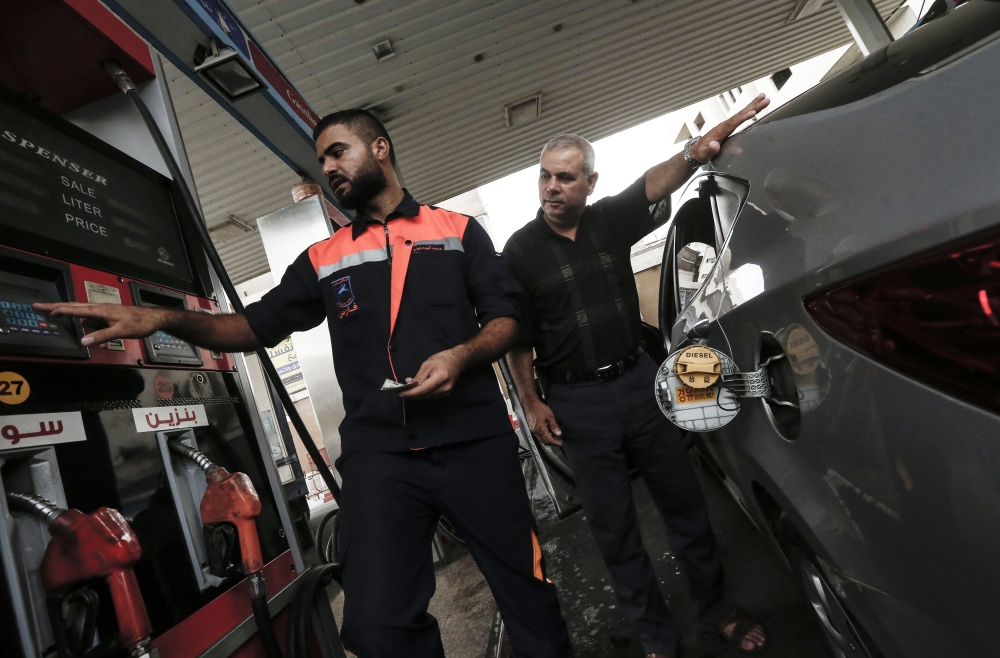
[0,302,61,338]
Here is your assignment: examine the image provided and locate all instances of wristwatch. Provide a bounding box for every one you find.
[684,136,704,170]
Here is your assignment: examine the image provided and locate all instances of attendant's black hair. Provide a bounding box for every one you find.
[312,109,396,167]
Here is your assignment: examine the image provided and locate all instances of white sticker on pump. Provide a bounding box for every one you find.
[0,412,86,450]
[132,404,208,433]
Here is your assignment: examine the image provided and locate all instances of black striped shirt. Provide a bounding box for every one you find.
[504,174,665,373]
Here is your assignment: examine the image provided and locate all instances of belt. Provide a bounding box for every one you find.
[548,348,644,384]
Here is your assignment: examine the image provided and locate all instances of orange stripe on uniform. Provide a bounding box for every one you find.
[531,529,544,581]
[387,206,469,337]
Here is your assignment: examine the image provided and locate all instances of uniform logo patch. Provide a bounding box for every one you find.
[332,276,358,318]
[333,276,355,307]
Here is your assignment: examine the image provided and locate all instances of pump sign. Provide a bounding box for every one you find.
[0,100,193,287]
[0,412,86,450]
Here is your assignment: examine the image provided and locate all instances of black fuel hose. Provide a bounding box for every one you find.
[101,60,341,505]
[103,60,344,658]
[249,572,284,658]
[286,564,342,658]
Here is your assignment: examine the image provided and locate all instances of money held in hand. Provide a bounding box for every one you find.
[381,378,418,392]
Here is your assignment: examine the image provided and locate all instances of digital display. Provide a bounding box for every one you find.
[0,98,194,288]
[150,329,200,361]
[129,282,202,366]
[0,271,81,354]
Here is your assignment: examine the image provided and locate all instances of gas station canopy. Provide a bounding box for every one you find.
[129,0,902,282]
[226,0,901,201]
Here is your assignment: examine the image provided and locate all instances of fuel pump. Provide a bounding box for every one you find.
[0,3,349,657]
[6,492,154,658]
[166,439,283,658]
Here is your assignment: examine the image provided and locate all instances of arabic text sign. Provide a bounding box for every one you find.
[132,405,208,433]
[0,412,86,450]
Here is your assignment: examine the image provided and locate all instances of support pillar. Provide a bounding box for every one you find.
[833,0,893,55]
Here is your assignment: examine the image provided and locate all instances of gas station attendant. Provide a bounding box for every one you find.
[36,109,574,658]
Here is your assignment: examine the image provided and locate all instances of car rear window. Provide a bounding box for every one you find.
[758,0,1000,125]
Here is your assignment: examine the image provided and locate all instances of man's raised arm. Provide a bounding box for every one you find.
[32,302,263,353]
[644,94,770,203]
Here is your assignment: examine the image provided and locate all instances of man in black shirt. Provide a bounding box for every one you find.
[505,95,769,658]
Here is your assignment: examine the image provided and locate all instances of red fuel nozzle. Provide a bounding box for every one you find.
[166,442,280,657]
[167,440,264,574]
[7,493,153,654]
[200,466,264,574]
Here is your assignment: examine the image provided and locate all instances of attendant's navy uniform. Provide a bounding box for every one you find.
[245,192,573,658]
[503,175,729,657]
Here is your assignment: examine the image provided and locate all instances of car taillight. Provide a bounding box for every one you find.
[806,226,1000,414]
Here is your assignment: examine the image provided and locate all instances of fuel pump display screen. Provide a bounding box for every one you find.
[0,97,195,291]
[130,282,203,366]
[0,263,87,358]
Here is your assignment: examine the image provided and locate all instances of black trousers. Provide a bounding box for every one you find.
[335,433,573,658]
[548,354,729,655]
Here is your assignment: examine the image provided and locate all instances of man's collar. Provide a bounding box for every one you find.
[532,207,582,240]
[350,189,420,239]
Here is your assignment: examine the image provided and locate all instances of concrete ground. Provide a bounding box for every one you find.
[322,461,833,658]
[540,466,833,658]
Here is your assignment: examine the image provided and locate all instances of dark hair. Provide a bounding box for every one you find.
[312,109,396,167]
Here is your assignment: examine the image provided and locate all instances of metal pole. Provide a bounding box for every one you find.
[833,0,893,55]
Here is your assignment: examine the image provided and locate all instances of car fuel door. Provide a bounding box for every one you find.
[656,173,766,431]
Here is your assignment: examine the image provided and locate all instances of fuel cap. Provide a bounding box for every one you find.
[673,346,722,389]
[656,347,740,432]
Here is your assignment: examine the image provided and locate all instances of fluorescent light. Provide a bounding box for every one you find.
[195,43,266,101]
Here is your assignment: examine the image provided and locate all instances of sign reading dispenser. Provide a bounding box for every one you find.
[655,346,771,432]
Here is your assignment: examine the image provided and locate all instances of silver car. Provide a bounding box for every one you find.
[655,2,1000,656]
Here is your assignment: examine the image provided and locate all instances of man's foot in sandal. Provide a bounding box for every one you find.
[718,609,768,654]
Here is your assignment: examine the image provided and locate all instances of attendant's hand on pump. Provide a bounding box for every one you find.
[34,302,169,345]
[32,301,263,353]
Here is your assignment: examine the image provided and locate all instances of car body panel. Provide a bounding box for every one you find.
[659,4,1000,655]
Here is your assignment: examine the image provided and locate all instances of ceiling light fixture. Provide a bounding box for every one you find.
[503,92,543,129]
[194,39,266,101]
[371,39,395,62]
[208,215,256,243]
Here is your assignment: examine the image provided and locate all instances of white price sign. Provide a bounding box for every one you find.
[0,412,86,450]
[132,404,208,433]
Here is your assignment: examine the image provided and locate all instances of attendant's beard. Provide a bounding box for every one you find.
[332,154,388,211]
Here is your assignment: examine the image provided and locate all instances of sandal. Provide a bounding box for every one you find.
[717,609,768,654]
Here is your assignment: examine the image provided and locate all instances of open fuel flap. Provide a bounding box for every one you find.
[654,345,778,432]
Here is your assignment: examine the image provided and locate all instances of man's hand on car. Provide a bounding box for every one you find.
[690,93,770,164]
[33,302,165,346]
[524,397,563,447]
